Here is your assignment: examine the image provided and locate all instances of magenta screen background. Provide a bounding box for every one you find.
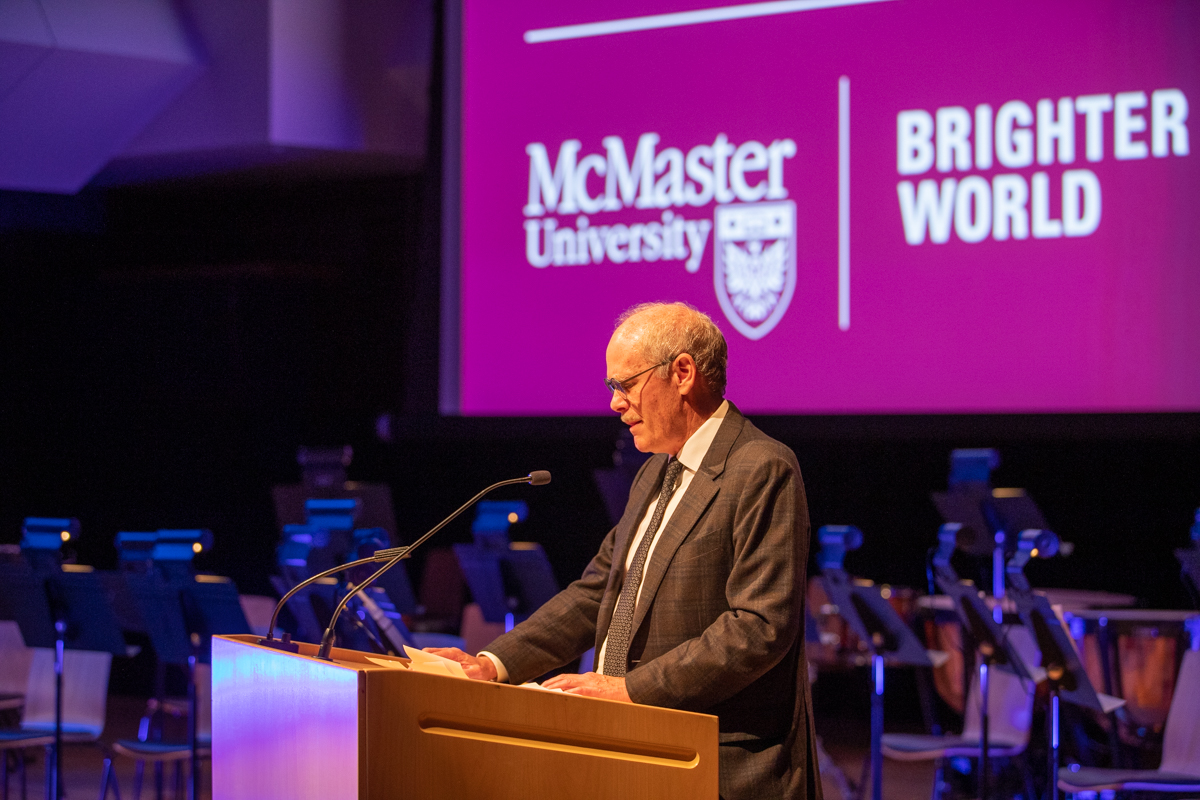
[457,0,1200,415]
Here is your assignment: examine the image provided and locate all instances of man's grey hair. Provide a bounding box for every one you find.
[615,302,728,398]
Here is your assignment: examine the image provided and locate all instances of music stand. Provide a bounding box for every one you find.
[1013,590,1119,800]
[938,581,1032,799]
[500,545,559,612]
[455,503,559,629]
[821,566,933,800]
[932,523,1033,800]
[0,563,127,800]
[1006,531,1120,800]
[180,577,251,662]
[454,543,560,628]
[1177,508,1200,602]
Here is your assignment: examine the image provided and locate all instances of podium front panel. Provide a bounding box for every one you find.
[366,670,716,799]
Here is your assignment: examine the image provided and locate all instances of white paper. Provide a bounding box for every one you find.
[403,646,468,679]
[519,681,565,693]
[410,661,457,678]
[364,656,408,670]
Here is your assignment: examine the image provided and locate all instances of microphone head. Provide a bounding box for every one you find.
[528,470,552,486]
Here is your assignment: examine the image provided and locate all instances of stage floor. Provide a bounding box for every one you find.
[14,695,931,800]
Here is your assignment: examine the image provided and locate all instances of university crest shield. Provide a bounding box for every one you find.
[712,201,797,340]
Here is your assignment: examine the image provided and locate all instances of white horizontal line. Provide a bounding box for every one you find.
[524,0,896,44]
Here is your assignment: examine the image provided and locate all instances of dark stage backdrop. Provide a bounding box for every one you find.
[1,173,1197,610]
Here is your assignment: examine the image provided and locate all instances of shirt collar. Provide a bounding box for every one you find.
[675,400,730,474]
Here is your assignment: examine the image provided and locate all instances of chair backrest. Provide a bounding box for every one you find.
[0,620,33,697]
[418,548,465,621]
[238,594,278,638]
[960,665,1035,747]
[1159,648,1200,773]
[21,648,112,738]
[196,662,212,740]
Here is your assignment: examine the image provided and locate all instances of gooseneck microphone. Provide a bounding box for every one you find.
[261,553,383,652]
[260,471,552,653]
[314,471,551,660]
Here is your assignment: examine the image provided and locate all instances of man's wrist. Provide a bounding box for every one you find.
[477,651,504,682]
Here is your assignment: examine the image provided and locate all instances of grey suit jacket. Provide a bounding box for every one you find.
[486,404,821,800]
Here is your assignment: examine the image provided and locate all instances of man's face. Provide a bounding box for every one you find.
[606,330,687,455]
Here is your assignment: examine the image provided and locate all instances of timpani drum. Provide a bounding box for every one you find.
[1066,609,1199,731]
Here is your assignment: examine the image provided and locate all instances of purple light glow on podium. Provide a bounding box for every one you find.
[211,637,359,800]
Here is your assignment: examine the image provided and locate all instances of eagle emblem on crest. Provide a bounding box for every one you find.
[713,201,797,340]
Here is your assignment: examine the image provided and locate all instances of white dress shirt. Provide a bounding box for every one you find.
[482,400,730,682]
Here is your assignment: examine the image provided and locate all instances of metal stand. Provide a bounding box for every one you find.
[820,568,933,800]
[186,647,196,800]
[870,655,883,800]
[1047,688,1060,800]
[934,529,1033,800]
[979,661,990,800]
[51,620,64,800]
[1013,592,1109,800]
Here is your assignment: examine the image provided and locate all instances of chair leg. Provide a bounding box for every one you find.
[172,762,182,800]
[2,748,8,800]
[854,753,871,800]
[1022,759,1037,800]
[98,756,122,800]
[132,761,143,800]
[154,761,163,800]
[930,757,945,800]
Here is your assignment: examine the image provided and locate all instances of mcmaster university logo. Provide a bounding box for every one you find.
[714,201,796,340]
[522,132,798,339]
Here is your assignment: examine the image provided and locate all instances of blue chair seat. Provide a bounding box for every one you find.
[1059,766,1200,793]
[112,738,211,760]
[0,730,53,747]
[881,732,1024,760]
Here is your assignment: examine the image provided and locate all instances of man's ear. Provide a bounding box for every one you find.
[674,353,698,396]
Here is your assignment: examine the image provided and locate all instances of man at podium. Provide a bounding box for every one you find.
[430,302,821,800]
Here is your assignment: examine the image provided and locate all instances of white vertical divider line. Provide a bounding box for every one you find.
[838,76,851,331]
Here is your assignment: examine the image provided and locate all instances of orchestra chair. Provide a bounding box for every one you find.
[0,648,112,800]
[0,622,32,715]
[882,666,1035,800]
[1058,648,1200,797]
[99,663,211,800]
[0,623,32,798]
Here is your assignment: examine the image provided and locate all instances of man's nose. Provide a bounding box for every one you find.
[610,391,627,413]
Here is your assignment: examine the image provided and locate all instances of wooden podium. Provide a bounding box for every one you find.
[211,634,718,800]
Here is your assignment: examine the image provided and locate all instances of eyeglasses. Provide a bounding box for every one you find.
[604,356,676,399]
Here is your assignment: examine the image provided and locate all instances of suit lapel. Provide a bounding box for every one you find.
[628,406,747,638]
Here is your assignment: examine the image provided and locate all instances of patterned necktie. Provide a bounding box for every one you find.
[602,457,686,678]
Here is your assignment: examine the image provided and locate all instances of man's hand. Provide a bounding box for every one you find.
[423,647,498,682]
[542,672,631,702]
